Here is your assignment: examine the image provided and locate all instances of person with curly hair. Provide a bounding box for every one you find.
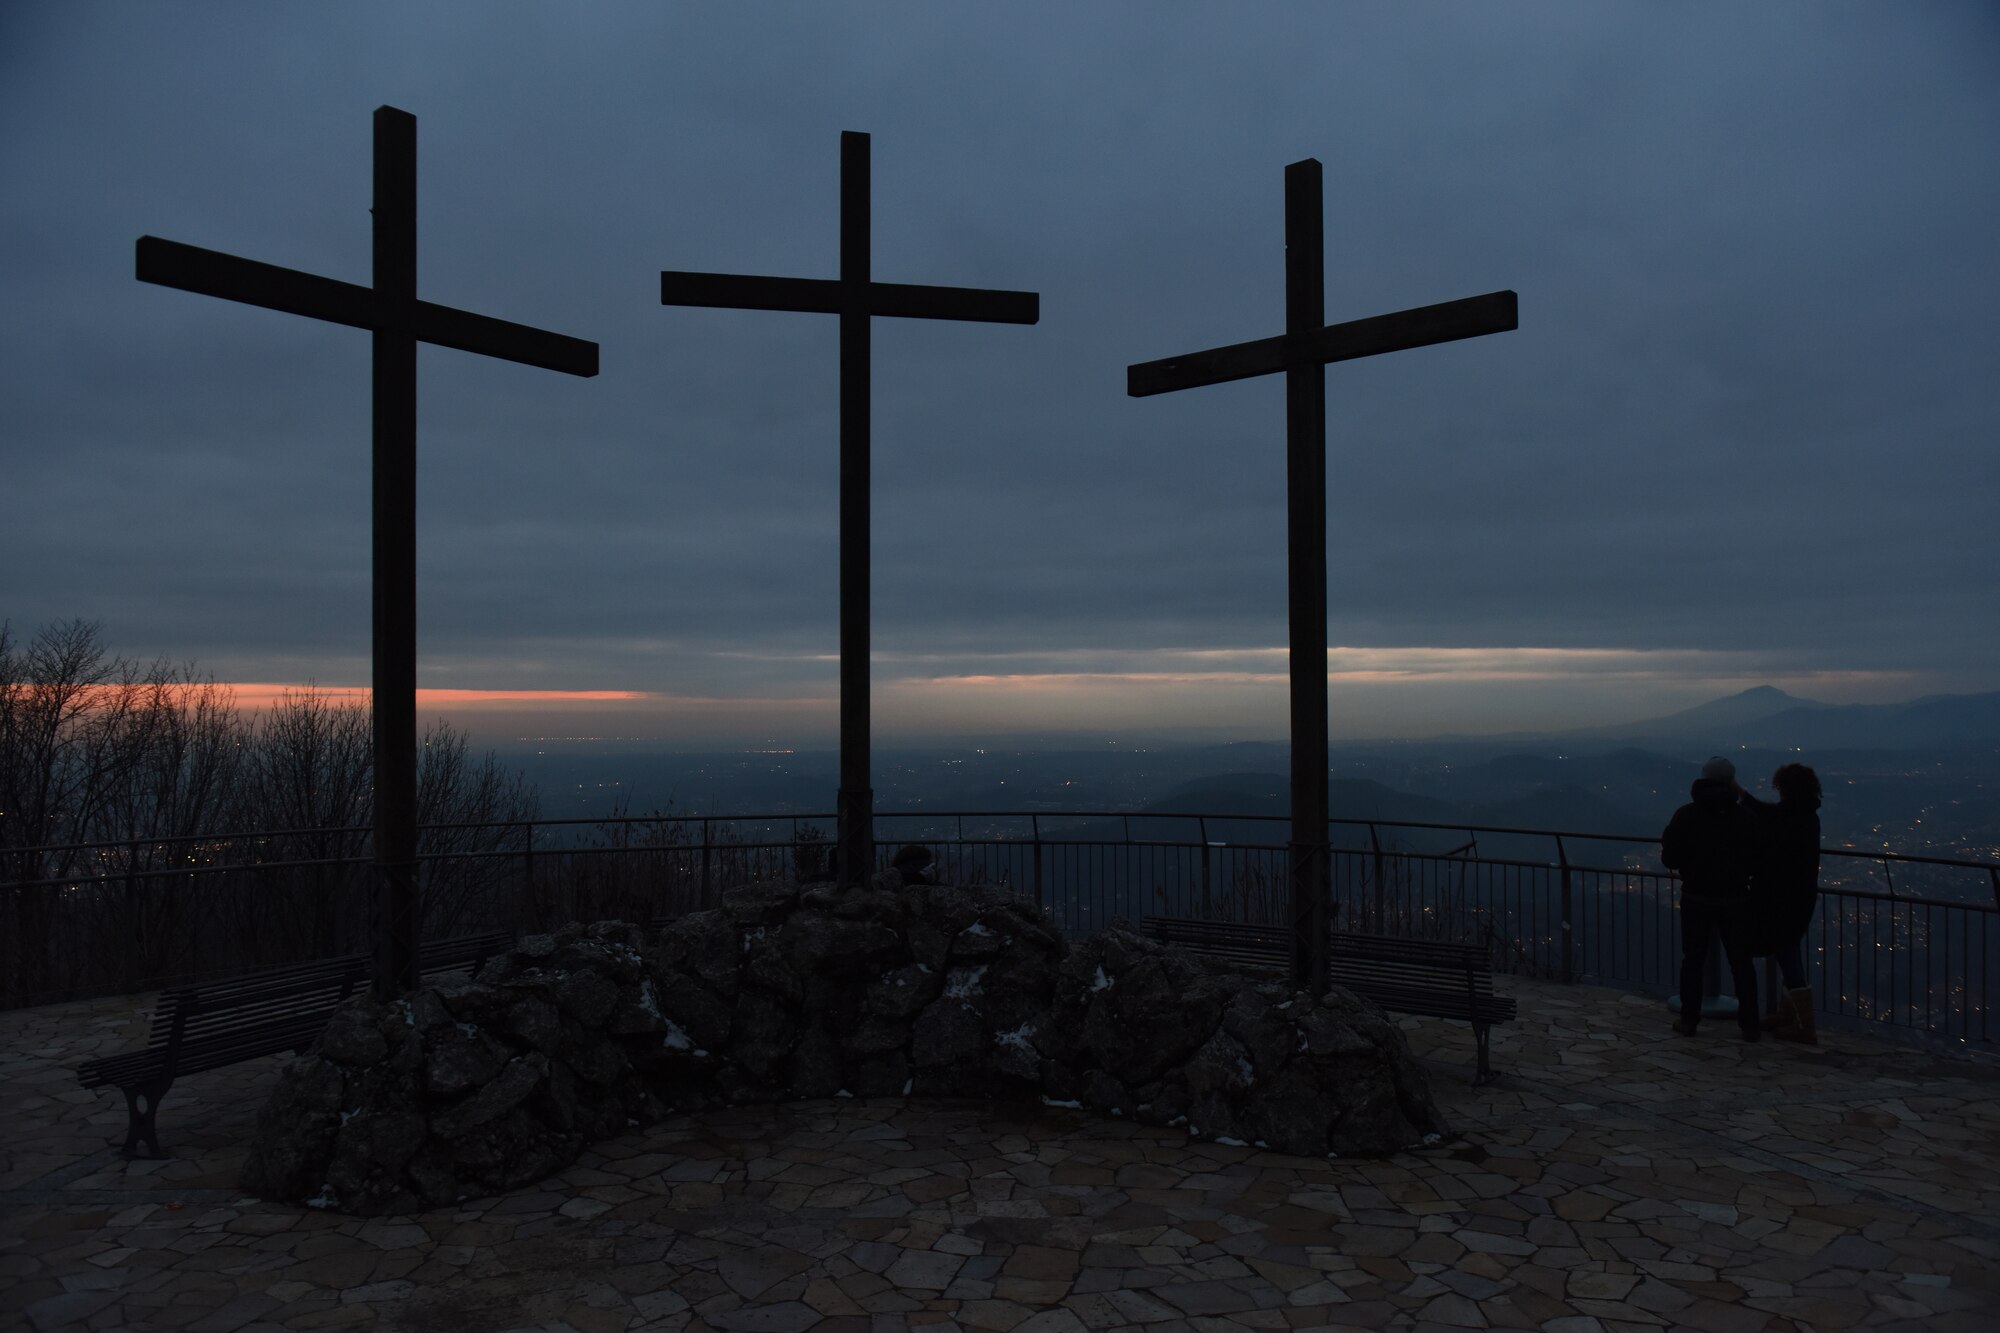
[1744,762,1823,1043]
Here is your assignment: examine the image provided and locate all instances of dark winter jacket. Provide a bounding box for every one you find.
[1744,792,1820,948]
[1660,777,1759,904]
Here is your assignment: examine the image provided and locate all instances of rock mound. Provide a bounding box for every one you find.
[243,880,1447,1214]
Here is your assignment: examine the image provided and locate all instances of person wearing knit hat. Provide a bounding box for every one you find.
[1660,757,1761,1039]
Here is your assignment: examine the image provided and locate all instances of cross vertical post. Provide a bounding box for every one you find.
[134,106,598,999]
[373,107,421,999]
[1283,160,1331,995]
[1126,157,1516,993]
[838,132,874,888]
[660,132,1038,889]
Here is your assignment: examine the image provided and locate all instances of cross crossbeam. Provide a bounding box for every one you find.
[137,106,597,999]
[138,238,598,373]
[1127,157,1515,994]
[1128,289,1516,397]
[661,130,1038,888]
[660,272,1037,324]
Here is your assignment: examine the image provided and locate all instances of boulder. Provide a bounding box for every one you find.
[243,888,1448,1214]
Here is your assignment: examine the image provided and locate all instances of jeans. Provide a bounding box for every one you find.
[1679,896,1760,1031]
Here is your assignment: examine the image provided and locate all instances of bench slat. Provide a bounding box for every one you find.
[79,932,510,1087]
[1330,962,1497,991]
[1329,930,1488,966]
[1142,917,1290,975]
[78,1017,332,1087]
[1143,916,1512,1085]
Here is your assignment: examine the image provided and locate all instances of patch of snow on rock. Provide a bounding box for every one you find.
[994,1024,1036,1052]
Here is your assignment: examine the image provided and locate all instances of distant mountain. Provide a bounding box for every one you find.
[1733,693,2000,750]
[1587,686,2000,752]
[1583,685,1824,741]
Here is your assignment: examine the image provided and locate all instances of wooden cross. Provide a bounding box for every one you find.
[137,106,598,998]
[1127,158,1516,993]
[662,130,1038,888]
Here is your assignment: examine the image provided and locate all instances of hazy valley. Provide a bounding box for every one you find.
[498,686,2000,871]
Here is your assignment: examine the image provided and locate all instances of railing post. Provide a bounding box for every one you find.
[124,837,142,993]
[1556,834,1574,984]
[521,821,535,931]
[1031,814,1044,912]
[1369,822,1385,932]
[1122,815,1134,922]
[1199,816,1212,917]
[701,818,713,907]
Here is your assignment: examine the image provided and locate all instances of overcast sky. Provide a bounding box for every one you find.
[5,3,1996,745]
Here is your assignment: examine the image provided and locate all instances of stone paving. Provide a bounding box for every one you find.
[4,978,1997,1332]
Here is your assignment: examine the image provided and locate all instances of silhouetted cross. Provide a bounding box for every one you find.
[662,130,1039,887]
[137,106,598,998]
[1128,158,1515,993]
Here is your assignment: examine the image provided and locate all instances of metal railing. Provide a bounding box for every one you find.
[5,811,1995,1050]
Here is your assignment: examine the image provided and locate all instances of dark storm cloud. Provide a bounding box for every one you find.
[3,3,1995,713]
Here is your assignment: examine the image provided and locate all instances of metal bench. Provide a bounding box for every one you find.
[77,931,512,1157]
[1327,929,1516,1085]
[1142,916,1292,976]
[1142,917,1515,1084]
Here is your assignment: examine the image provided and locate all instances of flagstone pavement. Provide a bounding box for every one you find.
[4,978,1997,1333]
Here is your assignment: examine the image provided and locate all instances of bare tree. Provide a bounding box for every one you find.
[81,670,247,988]
[415,719,537,935]
[1,619,130,870]
[1,621,546,1002]
[247,686,373,837]
[232,687,373,959]
[1,620,154,995]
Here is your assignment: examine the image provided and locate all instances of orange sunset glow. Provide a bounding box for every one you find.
[223,685,653,710]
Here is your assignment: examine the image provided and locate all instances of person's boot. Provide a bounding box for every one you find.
[1776,988,1817,1044]
[1761,989,1794,1032]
